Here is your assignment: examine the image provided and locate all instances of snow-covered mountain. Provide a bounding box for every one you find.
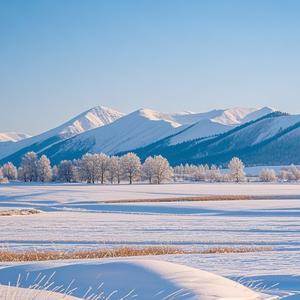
[0,105,276,165]
[0,106,124,162]
[0,132,31,143]
[132,111,300,166]
[32,106,273,164]
[40,108,184,163]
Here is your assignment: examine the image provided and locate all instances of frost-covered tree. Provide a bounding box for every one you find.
[37,155,52,182]
[107,156,122,184]
[21,152,38,182]
[121,153,141,184]
[208,165,222,182]
[58,160,74,182]
[228,157,246,183]
[278,169,289,182]
[2,162,18,180]
[277,165,300,182]
[192,165,207,182]
[96,153,109,184]
[259,168,277,182]
[174,164,185,181]
[17,167,24,181]
[151,155,173,184]
[79,154,97,184]
[141,156,155,183]
[79,153,109,184]
[287,165,300,181]
[52,165,59,182]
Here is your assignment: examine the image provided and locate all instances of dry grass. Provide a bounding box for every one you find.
[0,247,187,262]
[201,247,272,254]
[103,195,257,203]
[0,209,41,217]
[0,246,272,262]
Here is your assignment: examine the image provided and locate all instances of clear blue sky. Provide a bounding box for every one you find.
[1,0,300,135]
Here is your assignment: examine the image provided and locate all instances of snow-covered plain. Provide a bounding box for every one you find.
[0,183,299,299]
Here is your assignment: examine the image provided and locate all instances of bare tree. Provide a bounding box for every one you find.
[121,153,141,184]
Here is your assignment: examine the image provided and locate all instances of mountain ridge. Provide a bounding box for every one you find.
[0,106,280,166]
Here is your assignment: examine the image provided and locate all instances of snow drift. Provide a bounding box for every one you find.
[0,259,274,299]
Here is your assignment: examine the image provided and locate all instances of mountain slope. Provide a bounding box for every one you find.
[129,112,300,166]
[162,107,274,146]
[39,108,184,164]
[0,106,124,164]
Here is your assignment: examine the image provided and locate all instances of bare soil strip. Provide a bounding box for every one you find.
[0,246,272,262]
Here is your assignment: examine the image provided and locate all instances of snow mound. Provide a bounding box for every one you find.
[0,259,274,299]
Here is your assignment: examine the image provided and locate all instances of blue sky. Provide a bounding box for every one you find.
[1,0,300,134]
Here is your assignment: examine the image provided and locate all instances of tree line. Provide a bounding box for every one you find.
[0,152,299,184]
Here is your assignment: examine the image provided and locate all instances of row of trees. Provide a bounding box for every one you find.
[175,162,300,183]
[0,152,174,184]
[1,152,300,184]
[174,157,246,183]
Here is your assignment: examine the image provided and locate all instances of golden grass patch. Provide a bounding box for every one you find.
[0,246,272,262]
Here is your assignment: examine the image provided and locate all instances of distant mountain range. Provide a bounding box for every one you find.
[1,105,299,167]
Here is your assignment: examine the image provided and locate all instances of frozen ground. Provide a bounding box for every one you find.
[0,183,299,298]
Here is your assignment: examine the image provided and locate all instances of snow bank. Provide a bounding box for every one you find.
[0,259,273,299]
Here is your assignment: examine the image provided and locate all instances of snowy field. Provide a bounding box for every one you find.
[0,183,300,299]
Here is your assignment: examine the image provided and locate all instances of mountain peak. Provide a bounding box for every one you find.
[60,105,124,137]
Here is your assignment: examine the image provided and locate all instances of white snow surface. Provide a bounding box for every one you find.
[0,183,299,298]
[0,132,31,142]
[0,260,272,300]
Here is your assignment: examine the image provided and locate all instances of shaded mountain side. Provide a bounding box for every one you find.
[0,136,61,166]
[122,112,299,166]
